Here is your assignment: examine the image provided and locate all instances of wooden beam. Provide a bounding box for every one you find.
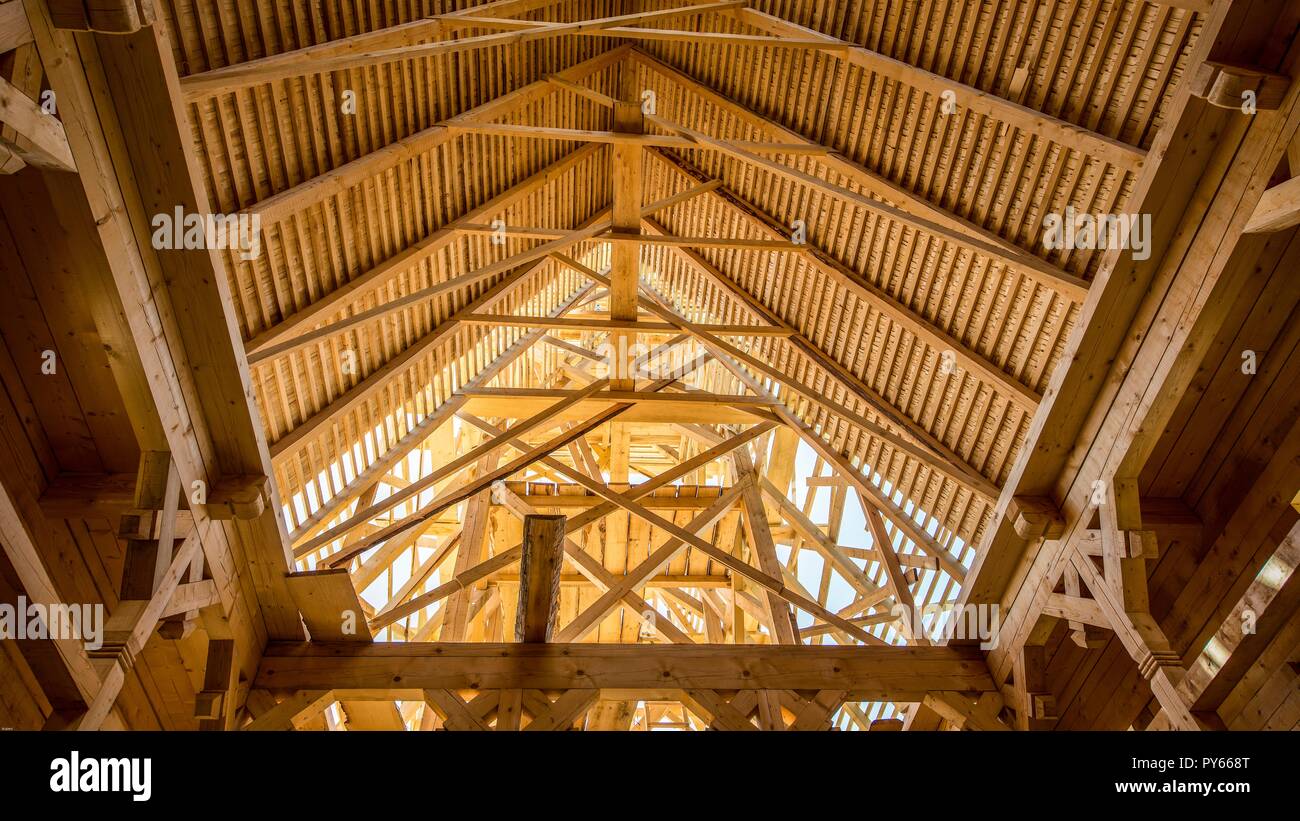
[564,254,993,505]
[529,478,747,644]
[265,178,715,464]
[285,569,370,642]
[516,515,565,642]
[759,479,890,605]
[1070,551,1203,730]
[610,64,644,392]
[249,227,609,365]
[443,122,829,155]
[446,14,844,50]
[923,691,1012,731]
[1010,496,1066,541]
[0,73,74,171]
[298,376,610,559]
[45,0,152,33]
[967,0,1289,661]
[457,315,792,335]
[243,690,334,731]
[257,642,996,697]
[37,472,137,519]
[266,260,561,464]
[604,231,803,250]
[1244,174,1300,233]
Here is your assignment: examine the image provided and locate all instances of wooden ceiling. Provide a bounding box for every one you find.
[4,0,1298,733]
[168,0,1200,563]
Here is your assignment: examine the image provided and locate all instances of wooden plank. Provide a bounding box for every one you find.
[457,315,792,335]
[1041,593,1107,627]
[84,16,302,638]
[37,472,136,519]
[422,689,492,731]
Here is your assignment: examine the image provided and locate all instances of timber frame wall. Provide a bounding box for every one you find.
[0,0,1296,731]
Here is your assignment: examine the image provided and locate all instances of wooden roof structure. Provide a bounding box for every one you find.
[0,0,1298,732]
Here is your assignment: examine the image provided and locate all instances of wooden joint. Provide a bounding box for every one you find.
[1190,60,1291,111]
[1127,529,1160,560]
[193,690,225,720]
[203,475,270,520]
[1138,649,1184,681]
[1071,625,1111,649]
[47,0,156,33]
[119,509,194,540]
[1010,495,1066,540]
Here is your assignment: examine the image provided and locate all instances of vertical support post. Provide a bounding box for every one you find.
[516,514,565,643]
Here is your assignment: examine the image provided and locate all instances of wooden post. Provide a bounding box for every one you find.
[516,515,566,643]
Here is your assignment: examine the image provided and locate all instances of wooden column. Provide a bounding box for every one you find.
[609,62,643,391]
[516,514,565,643]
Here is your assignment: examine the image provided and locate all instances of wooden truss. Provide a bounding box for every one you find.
[11,0,1289,733]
